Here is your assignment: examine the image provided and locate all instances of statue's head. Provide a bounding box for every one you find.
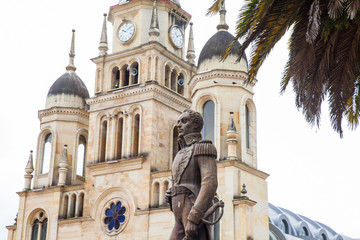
[177,109,203,137]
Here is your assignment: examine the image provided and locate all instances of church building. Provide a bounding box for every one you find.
[6,1,355,240]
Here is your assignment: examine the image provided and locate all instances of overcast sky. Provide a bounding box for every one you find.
[0,0,359,239]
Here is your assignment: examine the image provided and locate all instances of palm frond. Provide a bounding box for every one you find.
[306,0,321,43]
[346,0,360,19]
[346,80,360,129]
[328,0,345,19]
[207,0,224,16]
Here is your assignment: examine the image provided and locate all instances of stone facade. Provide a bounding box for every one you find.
[7,0,269,239]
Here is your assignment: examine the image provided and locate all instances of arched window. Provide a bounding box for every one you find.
[77,192,84,217]
[155,57,159,80]
[41,133,52,174]
[130,62,139,84]
[132,114,140,156]
[31,219,39,240]
[245,105,250,149]
[202,100,215,143]
[165,65,171,88]
[116,117,124,159]
[177,73,184,95]
[69,194,76,218]
[172,126,179,160]
[151,182,160,207]
[321,233,327,240]
[111,67,120,88]
[300,227,309,237]
[62,194,69,219]
[170,70,177,91]
[76,135,86,176]
[100,120,107,162]
[279,219,289,234]
[30,211,47,240]
[121,64,130,87]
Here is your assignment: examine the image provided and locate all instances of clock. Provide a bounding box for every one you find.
[170,25,184,48]
[118,22,135,43]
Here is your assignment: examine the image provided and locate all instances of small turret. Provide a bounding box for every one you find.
[23,151,34,191]
[58,145,69,186]
[186,22,196,65]
[99,14,109,57]
[226,112,238,160]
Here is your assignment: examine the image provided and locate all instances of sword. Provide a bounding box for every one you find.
[182,200,224,240]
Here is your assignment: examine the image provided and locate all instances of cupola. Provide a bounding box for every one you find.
[197,2,247,73]
[45,30,90,110]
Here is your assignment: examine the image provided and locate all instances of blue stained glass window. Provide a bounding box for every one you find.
[104,201,126,231]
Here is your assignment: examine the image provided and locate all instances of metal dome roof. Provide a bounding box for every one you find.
[198,31,247,67]
[47,71,89,99]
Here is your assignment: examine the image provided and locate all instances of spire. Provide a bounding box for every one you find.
[149,0,160,41]
[217,1,229,31]
[66,29,76,71]
[186,22,196,65]
[99,13,109,57]
[25,150,34,173]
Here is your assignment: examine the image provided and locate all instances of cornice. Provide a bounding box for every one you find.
[58,216,93,225]
[233,198,257,207]
[17,184,85,197]
[217,159,269,180]
[86,82,191,110]
[92,41,194,71]
[151,170,171,179]
[190,69,256,86]
[38,107,89,120]
[88,156,145,176]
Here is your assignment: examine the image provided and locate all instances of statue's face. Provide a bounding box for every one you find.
[177,112,197,137]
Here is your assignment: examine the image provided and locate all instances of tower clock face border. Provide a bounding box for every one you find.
[118,21,136,43]
[169,25,184,48]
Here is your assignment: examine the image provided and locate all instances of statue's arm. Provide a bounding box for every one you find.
[187,142,218,225]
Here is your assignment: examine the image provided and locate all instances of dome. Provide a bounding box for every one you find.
[197,31,248,72]
[45,71,89,110]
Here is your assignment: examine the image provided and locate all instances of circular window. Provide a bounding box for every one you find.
[101,199,129,235]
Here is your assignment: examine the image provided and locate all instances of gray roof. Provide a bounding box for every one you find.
[47,71,89,99]
[197,30,247,67]
[269,203,359,240]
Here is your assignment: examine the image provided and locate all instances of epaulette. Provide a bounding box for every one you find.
[193,140,217,158]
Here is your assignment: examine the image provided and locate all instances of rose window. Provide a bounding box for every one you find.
[104,201,126,231]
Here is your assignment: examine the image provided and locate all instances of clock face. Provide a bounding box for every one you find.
[118,22,135,42]
[170,26,183,48]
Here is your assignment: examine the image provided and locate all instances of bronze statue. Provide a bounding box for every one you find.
[166,109,222,240]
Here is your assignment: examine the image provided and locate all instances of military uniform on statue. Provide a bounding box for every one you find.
[166,109,219,240]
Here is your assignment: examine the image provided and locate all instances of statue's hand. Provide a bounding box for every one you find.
[185,221,197,239]
[165,189,171,204]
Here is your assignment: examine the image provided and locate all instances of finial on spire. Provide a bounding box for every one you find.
[149,0,160,41]
[24,150,34,191]
[99,13,109,57]
[217,1,229,31]
[186,22,196,65]
[66,30,76,71]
